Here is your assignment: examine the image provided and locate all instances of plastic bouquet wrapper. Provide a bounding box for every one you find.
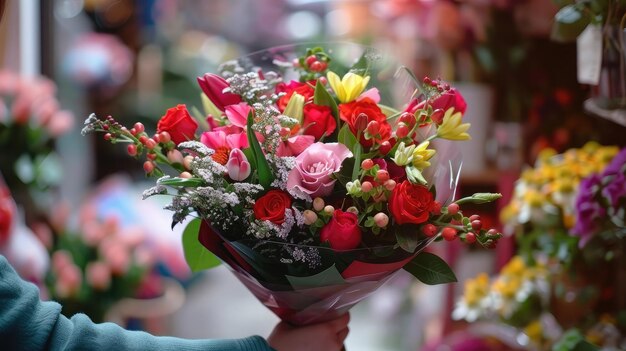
[83,43,502,326]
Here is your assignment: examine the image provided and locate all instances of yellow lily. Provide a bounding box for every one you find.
[326,71,370,103]
[412,141,436,170]
[436,108,471,141]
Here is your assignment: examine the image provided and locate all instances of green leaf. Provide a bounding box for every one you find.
[158,177,205,187]
[396,225,419,253]
[349,52,370,75]
[351,143,362,180]
[404,252,457,285]
[337,124,358,151]
[550,5,591,42]
[247,112,274,188]
[313,80,339,137]
[286,264,346,289]
[182,219,222,272]
[379,104,400,118]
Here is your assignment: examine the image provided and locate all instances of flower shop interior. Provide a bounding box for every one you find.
[1,0,626,350]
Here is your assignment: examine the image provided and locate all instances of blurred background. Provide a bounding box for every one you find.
[1,0,625,350]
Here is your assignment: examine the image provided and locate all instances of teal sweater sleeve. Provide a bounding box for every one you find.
[0,255,273,351]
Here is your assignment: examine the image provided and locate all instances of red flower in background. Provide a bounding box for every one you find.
[157,104,198,145]
[253,190,293,224]
[0,183,15,247]
[302,103,336,140]
[388,181,434,225]
[339,98,391,147]
[276,80,315,112]
[320,210,362,250]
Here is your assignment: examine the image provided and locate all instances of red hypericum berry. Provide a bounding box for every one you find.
[437,86,444,92]
[318,76,327,85]
[422,224,437,237]
[134,122,145,134]
[398,112,415,128]
[146,153,157,160]
[159,131,171,143]
[376,169,390,182]
[442,227,457,241]
[310,61,323,72]
[443,83,450,91]
[396,123,409,138]
[367,120,380,135]
[469,214,481,221]
[431,201,442,215]
[447,203,460,215]
[423,77,431,84]
[487,229,499,238]
[139,135,149,145]
[130,128,137,136]
[127,144,137,156]
[361,181,373,193]
[104,133,112,141]
[102,124,109,131]
[143,161,155,173]
[379,141,392,155]
[471,220,482,231]
[145,139,157,150]
[305,55,317,66]
[361,158,374,170]
[152,134,161,143]
[318,61,328,71]
[465,232,476,244]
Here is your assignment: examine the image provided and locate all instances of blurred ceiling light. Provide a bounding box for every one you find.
[54,0,85,19]
[325,9,351,37]
[284,11,322,39]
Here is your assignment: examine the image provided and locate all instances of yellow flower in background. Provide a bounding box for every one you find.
[326,71,370,103]
[463,273,490,306]
[500,202,520,223]
[502,256,526,276]
[524,320,544,344]
[537,148,557,163]
[436,108,471,140]
[412,141,436,170]
[523,190,545,208]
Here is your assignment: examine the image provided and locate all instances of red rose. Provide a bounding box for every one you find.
[253,190,293,224]
[320,210,362,250]
[338,98,391,147]
[302,103,336,141]
[388,181,434,225]
[276,80,315,112]
[409,88,467,117]
[157,104,198,145]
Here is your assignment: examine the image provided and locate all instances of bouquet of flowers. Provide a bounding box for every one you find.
[83,45,502,326]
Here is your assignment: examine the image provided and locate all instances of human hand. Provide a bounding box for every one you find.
[267,313,350,351]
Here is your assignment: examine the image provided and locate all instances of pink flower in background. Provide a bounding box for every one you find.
[55,264,82,298]
[197,73,242,111]
[86,261,111,291]
[226,148,251,181]
[287,142,352,198]
[413,88,467,115]
[0,182,15,247]
[358,88,381,103]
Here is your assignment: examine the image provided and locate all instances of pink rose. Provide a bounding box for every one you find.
[287,143,352,198]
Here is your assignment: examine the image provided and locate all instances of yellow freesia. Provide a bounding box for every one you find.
[412,141,436,170]
[436,108,471,141]
[326,71,370,103]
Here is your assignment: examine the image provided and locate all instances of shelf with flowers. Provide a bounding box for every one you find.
[454,142,626,350]
[82,44,504,330]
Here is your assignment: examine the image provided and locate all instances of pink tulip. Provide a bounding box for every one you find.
[197,73,242,111]
[276,134,315,157]
[224,102,252,128]
[358,88,380,103]
[226,148,251,181]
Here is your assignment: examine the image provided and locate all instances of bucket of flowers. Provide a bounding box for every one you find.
[83,44,502,327]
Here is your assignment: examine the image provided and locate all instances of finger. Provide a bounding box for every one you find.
[328,313,350,330]
[336,327,350,343]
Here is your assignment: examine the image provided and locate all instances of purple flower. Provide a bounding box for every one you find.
[602,172,626,208]
[572,174,605,247]
[603,148,626,176]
